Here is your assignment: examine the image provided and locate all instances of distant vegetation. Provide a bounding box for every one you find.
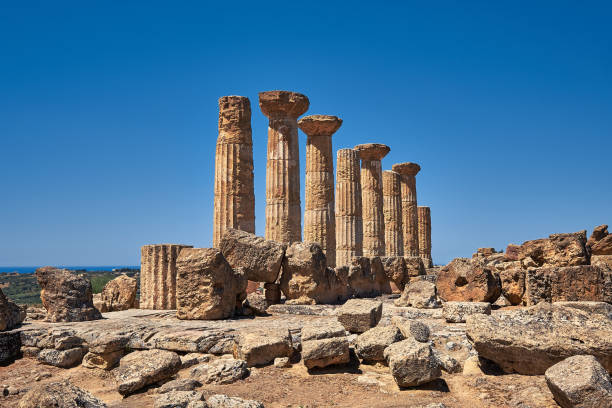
[0,269,140,305]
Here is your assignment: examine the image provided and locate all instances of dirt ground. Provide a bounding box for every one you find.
[1,354,557,408]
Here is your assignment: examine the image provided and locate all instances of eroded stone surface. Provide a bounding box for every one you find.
[335,148,363,267]
[0,288,25,331]
[384,338,441,387]
[336,299,382,333]
[100,275,137,312]
[517,231,589,268]
[114,349,181,395]
[392,162,421,257]
[233,329,292,367]
[18,380,107,408]
[443,302,491,323]
[436,258,501,303]
[355,325,403,363]
[140,244,192,310]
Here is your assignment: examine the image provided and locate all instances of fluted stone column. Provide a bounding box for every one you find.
[383,170,403,257]
[335,148,363,266]
[213,96,255,248]
[259,91,309,244]
[140,244,192,309]
[299,115,342,267]
[418,206,433,267]
[392,162,421,257]
[355,143,390,257]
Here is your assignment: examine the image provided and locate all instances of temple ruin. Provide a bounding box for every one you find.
[418,206,432,267]
[140,244,193,309]
[383,170,403,257]
[335,148,364,267]
[392,162,421,257]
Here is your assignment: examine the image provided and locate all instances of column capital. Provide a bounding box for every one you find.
[392,162,421,176]
[258,90,309,118]
[298,115,342,136]
[354,143,390,161]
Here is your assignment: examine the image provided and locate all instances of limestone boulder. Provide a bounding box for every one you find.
[592,255,612,269]
[0,288,25,331]
[207,394,264,408]
[391,317,430,342]
[443,301,491,323]
[588,224,612,255]
[370,257,392,294]
[154,391,204,408]
[114,349,181,395]
[499,268,525,305]
[157,378,202,393]
[405,256,426,277]
[219,228,286,283]
[301,336,350,369]
[517,231,589,268]
[553,301,612,319]
[394,280,440,308]
[545,355,612,408]
[35,267,102,322]
[344,257,380,297]
[384,338,441,387]
[189,358,248,384]
[233,329,292,367]
[524,265,612,305]
[18,380,107,408]
[436,258,501,303]
[355,325,404,363]
[176,248,247,320]
[0,332,21,364]
[466,303,612,374]
[93,294,108,313]
[336,299,382,333]
[301,320,346,341]
[100,275,137,311]
[37,347,87,368]
[380,256,408,291]
[280,241,347,304]
[242,293,270,316]
[82,350,123,370]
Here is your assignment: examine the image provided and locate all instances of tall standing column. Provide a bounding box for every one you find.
[259,91,309,244]
[335,148,363,267]
[392,162,421,257]
[383,170,403,257]
[418,206,433,267]
[213,96,255,248]
[140,244,192,309]
[355,144,390,257]
[299,115,342,267]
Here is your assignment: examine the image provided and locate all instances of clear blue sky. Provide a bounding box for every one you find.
[1,1,610,266]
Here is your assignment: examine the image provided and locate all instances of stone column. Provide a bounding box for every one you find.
[259,91,309,244]
[355,143,390,257]
[392,162,421,257]
[418,206,433,267]
[213,96,255,248]
[383,170,403,257]
[335,148,363,266]
[140,244,192,309]
[299,115,342,267]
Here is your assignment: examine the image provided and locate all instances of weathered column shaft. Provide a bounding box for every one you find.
[140,244,192,309]
[383,170,404,257]
[213,96,255,248]
[260,91,309,244]
[335,148,363,266]
[300,115,342,267]
[392,162,421,257]
[418,206,432,267]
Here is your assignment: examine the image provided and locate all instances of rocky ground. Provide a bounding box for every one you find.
[1,297,562,408]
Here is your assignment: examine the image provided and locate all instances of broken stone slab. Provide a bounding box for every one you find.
[301,320,346,341]
[0,331,21,364]
[394,280,440,308]
[436,258,501,303]
[35,267,102,322]
[553,301,612,319]
[336,299,383,333]
[88,333,130,354]
[154,390,205,408]
[524,265,612,305]
[100,274,138,311]
[232,329,292,367]
[176,248,247,320]
[180,353,211,368]
[17,380,107,408]
[499,268,525,305]
[518,231,589,268]
[466,303,612,374]
[115,349,181,395]
[157,378,202,394]
[545,355,612,408]
[82,350,123,370]
[37,347,87,368]
[344,257,381,298]
[391,317,430,342]
[301,336,350,369]
[207,394,265,408]
[189,358,249,384]
[443,302,491,323]
[384,338,442,387]
[355,325,404,363]
[0,288,25,331]
[243,293,270,316]
[219,228,286,283]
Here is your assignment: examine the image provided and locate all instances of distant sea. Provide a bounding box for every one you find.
[0,266,139,274]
